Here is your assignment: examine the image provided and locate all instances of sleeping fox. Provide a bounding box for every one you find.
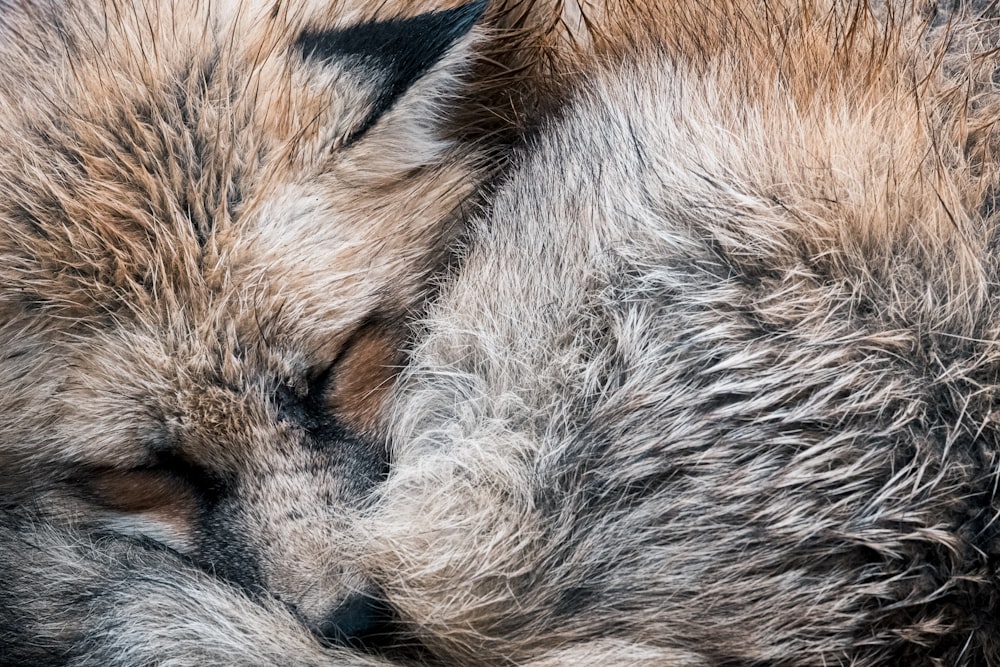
[5,1,1000,666]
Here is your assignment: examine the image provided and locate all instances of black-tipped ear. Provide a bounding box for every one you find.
[296,1,486,138]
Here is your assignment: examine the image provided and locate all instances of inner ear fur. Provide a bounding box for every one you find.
[296,0,487,143]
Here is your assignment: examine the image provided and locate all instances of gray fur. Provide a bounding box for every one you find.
[369,2,1000,665]
[0,512,394,667]
[5,0,1000,666]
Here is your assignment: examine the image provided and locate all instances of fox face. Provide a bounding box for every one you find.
[0,0,484,643]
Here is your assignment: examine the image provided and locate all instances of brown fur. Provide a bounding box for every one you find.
[0,0,487,658]
[325,321,409,437]
[458,0,679,138]
[5,0,1000,665]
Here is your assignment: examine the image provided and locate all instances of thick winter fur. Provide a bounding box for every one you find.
[0,0,486,663]
[366,1,1000,665]
[6,0,1000,666]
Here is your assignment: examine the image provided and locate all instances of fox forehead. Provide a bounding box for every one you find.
[0,0,483,464]
[0,0,480,327]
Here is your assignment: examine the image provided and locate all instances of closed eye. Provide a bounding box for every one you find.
[143,449,227,497]
[84,449,226,515]
[82,463,202,554]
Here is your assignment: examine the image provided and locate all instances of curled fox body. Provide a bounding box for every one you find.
[371,1,1000,665]
[4,1,1000,666]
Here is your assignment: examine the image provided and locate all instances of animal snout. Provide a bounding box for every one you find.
[316,591,392,647]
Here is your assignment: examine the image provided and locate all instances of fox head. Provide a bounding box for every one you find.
[0,0,485,644]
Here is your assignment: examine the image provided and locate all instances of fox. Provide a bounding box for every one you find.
[0,0,489,664]
[6,1,1000,667]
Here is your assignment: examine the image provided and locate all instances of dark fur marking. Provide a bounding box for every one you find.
[9,201,49,238]
[553,585,597,618]
[0,603,77,665]
[273,355,390,502]
[273,375,390,499]
[295,0,486,145]
[33,126,86,172]
[193,504,268,599]
[148,449,231,503]
[979,184,1000,222]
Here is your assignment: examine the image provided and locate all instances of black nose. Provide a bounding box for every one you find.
[317,592,390,647]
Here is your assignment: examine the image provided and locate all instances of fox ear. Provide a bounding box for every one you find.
[296,1,487,139]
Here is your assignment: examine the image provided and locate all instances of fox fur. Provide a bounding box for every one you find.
[4,0,1000,666]
[367,1,1000,665]
[0,0,487,663]
[463,0,674,137]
